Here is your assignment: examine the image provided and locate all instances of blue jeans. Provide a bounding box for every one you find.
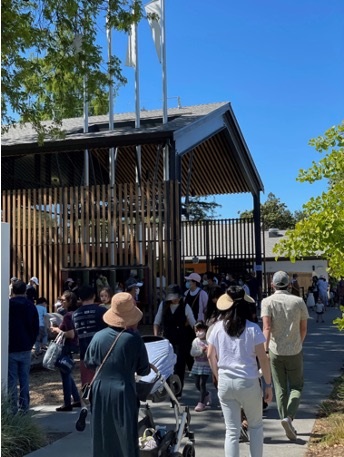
[217,372,263,457]
[8,351,32,414]
[59,352,80,406]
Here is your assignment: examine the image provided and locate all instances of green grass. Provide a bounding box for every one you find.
[1,397,46,457]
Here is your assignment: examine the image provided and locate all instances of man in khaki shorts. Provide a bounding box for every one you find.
[261,271,309,441]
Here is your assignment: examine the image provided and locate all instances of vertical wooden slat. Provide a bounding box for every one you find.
[48,188,53,306]
[80,186,85,267]
[118,184,123,265]
[69,187,74,267]
[96,185,101,266]
[108,184,113,266]
[22,190,27,284]
[129,183,135,264]
[90,186,96,267]
[74,187,82,267]
[157,183,164,289]
[37,188,43,287]
[101,185,106,265]
[63,187,68,269]
[27,189,32,276]
[83,186,89,267]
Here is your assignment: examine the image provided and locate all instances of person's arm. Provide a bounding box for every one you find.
[153,302,163,336]
[207,343,218,381]
[262,315,271,352]
[198,291,208,321]
[256,343,273,404]
[300,319,307,343]
[185,304,196,327]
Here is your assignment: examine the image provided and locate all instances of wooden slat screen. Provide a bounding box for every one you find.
[1,185,259,322]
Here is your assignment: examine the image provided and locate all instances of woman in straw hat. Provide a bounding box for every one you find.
[207,286,273,457]
[84,292,150,457]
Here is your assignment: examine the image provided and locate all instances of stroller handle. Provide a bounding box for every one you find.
[149,363,159,374]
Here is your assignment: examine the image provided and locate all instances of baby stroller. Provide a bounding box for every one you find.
[137,336,195,457]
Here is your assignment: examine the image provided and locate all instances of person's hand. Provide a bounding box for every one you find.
[264,386,273,404]
[50,326,60,334]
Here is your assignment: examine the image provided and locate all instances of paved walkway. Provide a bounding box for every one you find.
[27,307,344,457]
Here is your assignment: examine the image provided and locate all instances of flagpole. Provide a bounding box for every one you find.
[161,0,167,125]
[107,9,116,267]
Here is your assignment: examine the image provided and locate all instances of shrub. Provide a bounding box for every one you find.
[1,397,46,457]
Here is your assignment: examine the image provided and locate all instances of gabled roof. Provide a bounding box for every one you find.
[1,102,264,197]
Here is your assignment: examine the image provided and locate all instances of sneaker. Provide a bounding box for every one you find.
[194,402,206,412]
[71,401,81,408]
[281,417,297,441]
[204,392,212,406]
[56,405,73,412]
[75,407,88,432]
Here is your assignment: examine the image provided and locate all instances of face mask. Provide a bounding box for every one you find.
[203,280,208,286]
[185,281,190,289]
[135,287,140,296]
[226,275,230,281]
[196,330,206,339]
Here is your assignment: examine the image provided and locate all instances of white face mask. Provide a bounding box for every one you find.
[203,280,208,286]
[226,275,230,281]
[135,287,140,296]
[196,330,206,339]
[185,281,190,289]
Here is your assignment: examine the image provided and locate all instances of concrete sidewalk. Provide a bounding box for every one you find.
[27,307,344,457]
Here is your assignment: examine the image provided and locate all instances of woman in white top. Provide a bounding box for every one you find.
[207,286,273,457]
[154,284,196,397]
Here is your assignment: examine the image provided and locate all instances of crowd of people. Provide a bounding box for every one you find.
[7,269,342,457]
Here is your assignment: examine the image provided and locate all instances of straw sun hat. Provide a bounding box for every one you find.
[217,288,255,311]
[103,292,143,327]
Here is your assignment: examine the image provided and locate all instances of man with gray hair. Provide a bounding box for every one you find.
[261,271,309,441]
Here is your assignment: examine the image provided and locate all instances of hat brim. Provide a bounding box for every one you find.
[166,293,181,301]
[217,293,255,311]
[103,305,143,328]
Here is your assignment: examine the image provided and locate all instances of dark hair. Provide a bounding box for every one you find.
[12,280,27,295]
[222,286,253,338]
[61,290,78,311]
[195,320,208,331]
[206,271,215,281]
[36,297,47,305]
[78,285,96,301]
[205,285,223,322]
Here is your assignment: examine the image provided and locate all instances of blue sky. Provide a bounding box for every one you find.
[106,2,342,217]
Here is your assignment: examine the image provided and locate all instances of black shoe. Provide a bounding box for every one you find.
[71,401,81,408]
[56,405,73,412]
[75,407,88,432]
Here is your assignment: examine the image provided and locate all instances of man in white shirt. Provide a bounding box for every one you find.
[261,271,309,441]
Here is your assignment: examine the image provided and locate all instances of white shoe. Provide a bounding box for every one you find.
[204,392,212,406]
[281,417,297,441]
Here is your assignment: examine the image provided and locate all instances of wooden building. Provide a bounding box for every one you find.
[1,102,264,321]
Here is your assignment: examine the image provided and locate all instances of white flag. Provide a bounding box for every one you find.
[144,0,162,63]
[125,24,136,68]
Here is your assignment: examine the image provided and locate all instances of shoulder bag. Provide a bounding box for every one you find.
[81,329,125,402]
[42,332,65,370]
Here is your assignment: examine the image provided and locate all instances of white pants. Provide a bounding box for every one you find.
[217,373,263,457]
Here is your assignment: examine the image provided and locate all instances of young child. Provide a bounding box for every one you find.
[99,287,113,309]
[315,297,325,323]
[190,321,212,412]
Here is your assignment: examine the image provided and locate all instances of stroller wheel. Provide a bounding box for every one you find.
[182,443,195,457]
[168,374,182,396]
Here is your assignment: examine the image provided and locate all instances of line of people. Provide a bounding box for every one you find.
[8,269,309,457]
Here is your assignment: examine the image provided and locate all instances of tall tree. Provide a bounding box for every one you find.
[182,196,221,221]
[273,123,344,278]
[1,0,143,140]
[240,192,296,229]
